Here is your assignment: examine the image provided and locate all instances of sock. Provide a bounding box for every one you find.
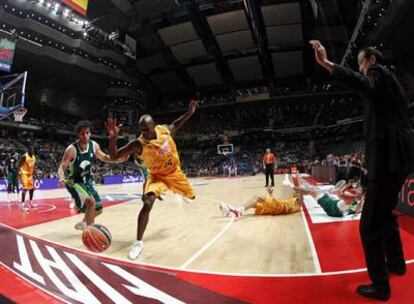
[337,200,348,212]
[135,240,143,246]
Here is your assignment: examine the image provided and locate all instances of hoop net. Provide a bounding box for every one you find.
[13,107,27,122]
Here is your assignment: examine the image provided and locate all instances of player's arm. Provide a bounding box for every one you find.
[18,156,25,175]
[94,141,129,163]
[168,100,199,134]
[57,146,75,186]
[106,117,142,159]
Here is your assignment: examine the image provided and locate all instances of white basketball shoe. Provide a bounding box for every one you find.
[128,241,144,260]
[74,220,87,231]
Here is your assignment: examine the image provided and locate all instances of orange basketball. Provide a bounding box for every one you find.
[82,224,112,253]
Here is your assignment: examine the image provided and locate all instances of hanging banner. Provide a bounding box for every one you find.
[61,0,89,16]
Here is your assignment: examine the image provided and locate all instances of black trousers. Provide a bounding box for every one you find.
[265,164,274,186]
[360,171,408,290]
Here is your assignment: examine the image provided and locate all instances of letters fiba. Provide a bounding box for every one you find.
[12,235,183,304]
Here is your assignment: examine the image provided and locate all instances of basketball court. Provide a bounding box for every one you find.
[1,174,414,303]
[1,0,414,303]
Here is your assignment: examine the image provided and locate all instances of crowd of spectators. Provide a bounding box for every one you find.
[0,128,137,180]
[0,124,366,184]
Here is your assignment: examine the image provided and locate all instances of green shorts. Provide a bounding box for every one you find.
[7,172,18,184]
[66,182,102,213]
[317,194,343,217]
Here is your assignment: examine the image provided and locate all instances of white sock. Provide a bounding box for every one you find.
[337,200,348,212]
[135,240,143,246]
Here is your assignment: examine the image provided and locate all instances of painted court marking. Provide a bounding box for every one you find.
[2,221,413,278]
[300,207,322,274]
[37,204,57,213]
[287,174,322,274]
[180,217,235,269]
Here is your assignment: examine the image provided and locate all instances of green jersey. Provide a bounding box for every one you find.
[66,140,96,185]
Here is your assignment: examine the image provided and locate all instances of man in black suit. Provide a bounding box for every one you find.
[310,40,414,301]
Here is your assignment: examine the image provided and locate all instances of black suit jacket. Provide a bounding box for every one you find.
[331,63,414,179]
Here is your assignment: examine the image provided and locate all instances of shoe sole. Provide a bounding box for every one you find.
[128,248,143,260]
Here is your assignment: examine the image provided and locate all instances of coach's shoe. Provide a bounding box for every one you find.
[220,202,230,217]
[128,241,144,260]
[356,285,390,301]
[74,220,87,231]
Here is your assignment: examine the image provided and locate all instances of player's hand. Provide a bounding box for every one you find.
[117,154,129,163]
[59,179,66,188]
[188,100,199,114]
[309,40,328,66]
[105,117,122,138]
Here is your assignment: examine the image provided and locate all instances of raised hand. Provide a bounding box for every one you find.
[309,40,328,65]
[188,100,199,114]
[58,178,66,188]
[106,117,122,138]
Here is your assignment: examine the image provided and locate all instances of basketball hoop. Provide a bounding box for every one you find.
[13,107,27,122]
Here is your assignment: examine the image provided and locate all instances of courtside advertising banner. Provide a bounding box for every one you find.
[397,173,414,217]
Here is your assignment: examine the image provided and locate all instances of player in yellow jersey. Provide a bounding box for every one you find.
[18,146,36,211]
[106,100,199,260]
[220,187,301,218]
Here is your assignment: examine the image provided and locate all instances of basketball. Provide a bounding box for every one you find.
[82,224,112,253]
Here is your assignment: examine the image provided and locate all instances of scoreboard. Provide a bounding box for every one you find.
[0,39,16,72]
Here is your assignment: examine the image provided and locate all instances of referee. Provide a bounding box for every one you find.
[262,148,276,187]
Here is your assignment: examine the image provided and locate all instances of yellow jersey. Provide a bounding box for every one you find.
[255,196,300,215]
[138,125,180,176]
[20,153,36,175]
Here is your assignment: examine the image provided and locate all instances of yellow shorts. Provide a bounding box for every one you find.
[20,174,34,190]
[145,170,195,199]
[255,196,300,215]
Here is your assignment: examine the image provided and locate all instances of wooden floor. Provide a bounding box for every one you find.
[20,175,316,274]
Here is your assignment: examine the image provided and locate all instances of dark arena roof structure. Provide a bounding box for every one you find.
[0,0,413,114]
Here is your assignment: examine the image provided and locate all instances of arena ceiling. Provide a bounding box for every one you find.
[86,0,360,97]
[0,0,364,104]
[8,0,414,108]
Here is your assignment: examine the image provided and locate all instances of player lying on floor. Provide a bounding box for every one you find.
[294,177,365,217]
[219,186,300,218]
